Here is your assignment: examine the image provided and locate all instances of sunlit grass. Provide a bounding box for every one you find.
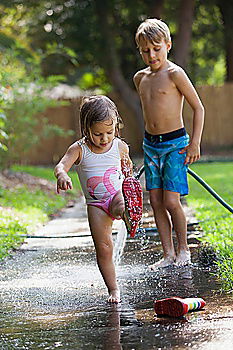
[0,165,81,259]
[1,185,69,222]
[11,164,81,190]
[11,164,56,181]
[0,209,26,260]
[188,162,233,291]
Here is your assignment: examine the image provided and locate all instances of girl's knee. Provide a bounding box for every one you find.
[96,240,113,260]
[111,197,125,218]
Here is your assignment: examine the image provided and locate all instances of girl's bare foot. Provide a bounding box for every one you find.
[108,289,121,303]
[149,256,176,271]
[176,250,191,266]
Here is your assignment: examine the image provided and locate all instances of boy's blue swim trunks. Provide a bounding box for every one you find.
[143,128,189,195]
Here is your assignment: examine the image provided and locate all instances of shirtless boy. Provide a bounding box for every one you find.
[134,18,204,268]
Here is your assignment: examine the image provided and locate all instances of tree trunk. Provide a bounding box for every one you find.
[148,0,164,19]
[173,0,195,68]
[94,0,144,132]
[218,1,233,81]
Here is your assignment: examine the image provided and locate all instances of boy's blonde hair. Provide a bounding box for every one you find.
[135,18,171,47]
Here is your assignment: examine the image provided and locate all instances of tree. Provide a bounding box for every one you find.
[1,0,230,122]
[147,0,164,18]
[218,0,233,81]
[0,4,73,167]
[93,0,143,129]
[173,0,195,69]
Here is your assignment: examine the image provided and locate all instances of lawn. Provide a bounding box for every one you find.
[11,164,81,190]
[0,165,81,259]
[188,162,233,291]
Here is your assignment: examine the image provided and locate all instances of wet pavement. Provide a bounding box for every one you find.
[0,183,233,349]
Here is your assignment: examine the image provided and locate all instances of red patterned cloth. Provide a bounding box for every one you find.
[122,176,143,237]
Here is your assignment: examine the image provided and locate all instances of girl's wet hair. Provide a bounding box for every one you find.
[80,95,123,139]
[135,18,171,47]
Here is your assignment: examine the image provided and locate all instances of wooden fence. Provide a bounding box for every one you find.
[22,83,233,165]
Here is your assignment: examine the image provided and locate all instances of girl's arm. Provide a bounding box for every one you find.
[118,139,133,178]
[170,67,205,165]
[54,142,81,193]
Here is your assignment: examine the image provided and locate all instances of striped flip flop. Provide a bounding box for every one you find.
[154,297,206,317]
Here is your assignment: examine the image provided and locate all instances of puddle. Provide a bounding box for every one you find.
[0,199,233,349]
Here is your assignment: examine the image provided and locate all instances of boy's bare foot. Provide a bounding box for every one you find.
[176,250,191,266]
[149,256,175,271]
[108,289,121,303]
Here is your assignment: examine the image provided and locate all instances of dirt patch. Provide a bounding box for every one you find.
[0,170,55,193]
[0,170,77,219]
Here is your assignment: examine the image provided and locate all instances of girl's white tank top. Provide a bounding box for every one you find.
[76,138,124,204]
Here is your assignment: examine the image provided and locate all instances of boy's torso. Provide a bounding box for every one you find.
[137,62,184,135]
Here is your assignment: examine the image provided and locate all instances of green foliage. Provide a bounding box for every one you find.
[0,48,74,167]
[188,162,233,290]
[0,94,9,152]
[0,164,79,259]
[0,185,68,217]
[77,68,111,94]
[0,0,230,88]
[189,4,226,85]
[40,42,79,77]
[10,164,81,191]
[11,164,56,181]
[0,209,26,260]
[0,5,77,167]
[0,184,70,260]
[216,257,233,292]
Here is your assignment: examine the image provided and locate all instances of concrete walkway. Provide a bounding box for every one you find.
[0,189,233,349]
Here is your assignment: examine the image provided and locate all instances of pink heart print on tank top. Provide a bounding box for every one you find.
[87,167,121,200]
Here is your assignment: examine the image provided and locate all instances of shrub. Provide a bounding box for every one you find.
[0,49,73,168]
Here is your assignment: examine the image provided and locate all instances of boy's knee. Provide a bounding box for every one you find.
[164,197,180,212]
[149,192,163,209]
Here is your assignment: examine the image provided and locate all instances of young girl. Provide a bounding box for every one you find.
[54,95,133,303]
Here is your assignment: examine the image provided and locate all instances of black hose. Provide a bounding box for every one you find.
[135,165,233,214]
[0,231,118,239]
[135,165,145,180]
[16,165,231,239]
[187,168,233,213]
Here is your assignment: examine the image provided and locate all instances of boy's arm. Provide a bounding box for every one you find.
[118,140,133,178]
[170,67,205,164]
[133,70,145,93]
[54,142,81,193]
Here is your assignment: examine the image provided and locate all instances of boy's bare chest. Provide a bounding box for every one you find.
[139,74,175,100]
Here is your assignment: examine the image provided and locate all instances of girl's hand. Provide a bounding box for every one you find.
[56,176,73,194]
[179,143,200,165]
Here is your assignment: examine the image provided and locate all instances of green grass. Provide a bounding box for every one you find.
[11,164,57,182]
[188,162,233,291]
[11,164,81,190]
[0,165,81,260]
[0,209,28,260]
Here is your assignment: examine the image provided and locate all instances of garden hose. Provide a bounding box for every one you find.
[0,232,119,239]
[5,164,230,240]
[187,168,233,214]
[135,165,233,214]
